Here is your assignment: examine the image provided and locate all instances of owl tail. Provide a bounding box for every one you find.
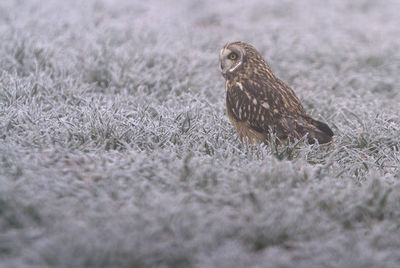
[308,117,334,144]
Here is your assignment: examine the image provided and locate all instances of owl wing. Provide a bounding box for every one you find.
[227,81,281,137]
[242,78,306,116]
[227,79,333,143]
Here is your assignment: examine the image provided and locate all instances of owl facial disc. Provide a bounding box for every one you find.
[219,43,245,75]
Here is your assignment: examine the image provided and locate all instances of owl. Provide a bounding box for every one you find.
[220,41,333,144]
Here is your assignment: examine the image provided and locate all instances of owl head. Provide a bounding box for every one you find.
[219,41,247,76]
[219,41,270,79]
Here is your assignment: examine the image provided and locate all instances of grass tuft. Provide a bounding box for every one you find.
[1,0,400,267]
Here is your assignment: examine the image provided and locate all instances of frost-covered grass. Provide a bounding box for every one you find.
[1,0,400,267]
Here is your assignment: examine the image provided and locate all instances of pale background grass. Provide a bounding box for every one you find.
[1,0,400,267]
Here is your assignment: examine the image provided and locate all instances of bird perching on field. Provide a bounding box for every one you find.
[219,41,334,144]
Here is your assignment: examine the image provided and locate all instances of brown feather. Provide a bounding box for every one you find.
[221,41,334,144]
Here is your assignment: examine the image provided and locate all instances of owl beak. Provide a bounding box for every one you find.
[219,48,228,75]
[220,58,229,75]
[220,62,226,75]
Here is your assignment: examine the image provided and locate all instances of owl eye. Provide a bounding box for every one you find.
[228,52,237,60]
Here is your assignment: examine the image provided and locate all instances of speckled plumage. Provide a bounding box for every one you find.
[220,41,334,144]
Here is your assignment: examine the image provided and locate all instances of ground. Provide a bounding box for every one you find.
[1,0,400,267]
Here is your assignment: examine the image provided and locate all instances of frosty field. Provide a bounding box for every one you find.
[1,0,400,267]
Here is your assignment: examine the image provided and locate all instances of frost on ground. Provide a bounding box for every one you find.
[1,0,400,267]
